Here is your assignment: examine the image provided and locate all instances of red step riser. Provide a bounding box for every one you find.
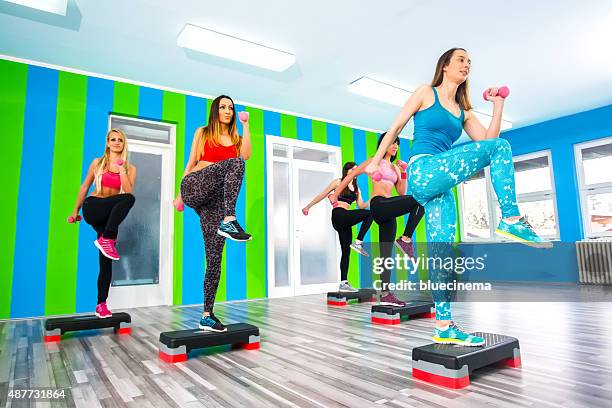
[242,342,260,350]
[327,300,347,306]
[415,312,436,319]
[412,368,470,389]
[158,351,187,363]
[498,356,522,368]
[371,317,400,325]
[44,335,61,343]
[117,328,132,335]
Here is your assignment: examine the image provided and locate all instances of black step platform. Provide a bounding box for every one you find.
[411,332,521,388]
[44,312,131,343]
[159,323,260,363]
[371,301,435,325]
[327,288,377,306]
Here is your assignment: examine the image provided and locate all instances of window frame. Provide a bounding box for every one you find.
[574,136,612,239]
[459,149,560,242]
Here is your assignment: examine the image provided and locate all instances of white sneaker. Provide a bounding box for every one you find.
[350,242,369,257]
[339,281,359,292]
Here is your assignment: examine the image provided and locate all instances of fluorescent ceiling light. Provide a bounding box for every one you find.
[349,76,512,130]
[4,0,67,15]
[348,77,410,106]
[177,24,295,72]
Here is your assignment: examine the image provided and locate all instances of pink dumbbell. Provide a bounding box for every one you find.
[238,111,249,122]
[328,193,338,208]
[116,159,124,166]
[302,208,309,216]
[67,215,82,223]
[397,160,408,179]
[176,203,184,212]
[483,86,510,101]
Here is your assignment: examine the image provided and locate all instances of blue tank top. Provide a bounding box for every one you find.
[410,87,465,158]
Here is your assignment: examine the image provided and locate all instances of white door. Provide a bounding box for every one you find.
[267,136,342,298]
[105,116,175,308]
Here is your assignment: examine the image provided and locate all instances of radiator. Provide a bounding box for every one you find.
[576,240,612,284]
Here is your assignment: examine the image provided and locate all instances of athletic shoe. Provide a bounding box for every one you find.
[217,220,252,242]
[379,292,407,307]
[210,313,222,324]
[94,237,120,260]
[350,242,369,257]
[95,302,112,318]
[198,315,227,332]
[394,238,414,258]
[338,280,359,292]
[433,322,485,346]
[495,216,552,248]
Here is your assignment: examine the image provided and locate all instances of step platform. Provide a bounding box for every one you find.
[327,288,377,306]
[159,323,260,363]
[371,301,435,325]
[44,312,131,343]
[411,332,521,389]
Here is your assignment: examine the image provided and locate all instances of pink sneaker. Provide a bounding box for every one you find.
[95,302,112,318]
[395,238,414,258]
[380,291,407,307]
[95,237,120,260]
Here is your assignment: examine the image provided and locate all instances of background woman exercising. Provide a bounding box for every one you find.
[302,161,373,292]
[68,129,136,319]
[176,95,252,332]
[332,134,424,306]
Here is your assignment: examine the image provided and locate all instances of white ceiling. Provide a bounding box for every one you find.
[1,0,611,134]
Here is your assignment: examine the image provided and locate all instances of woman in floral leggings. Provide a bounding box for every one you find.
[368,48,550,346]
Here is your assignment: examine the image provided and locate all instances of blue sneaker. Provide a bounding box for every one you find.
[433,323,485,347]
[495,216,552,248]
[198,315,227,332]
[217,220,251,242]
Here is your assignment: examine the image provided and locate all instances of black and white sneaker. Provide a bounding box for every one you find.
[217,220,252,242]
[199,315,227,332]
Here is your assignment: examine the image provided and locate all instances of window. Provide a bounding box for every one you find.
[110,116,172,144]
[459,150,559,242]
[575,137,612,238]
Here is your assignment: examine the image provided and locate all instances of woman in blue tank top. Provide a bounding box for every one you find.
[369,48,550,347]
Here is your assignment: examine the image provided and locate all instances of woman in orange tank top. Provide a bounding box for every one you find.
[174,95,252,332]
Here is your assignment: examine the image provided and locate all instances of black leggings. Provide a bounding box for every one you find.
[331,208,373,281]
[82,193,135,304]
[181,158,245,313]
[370,195,424,291]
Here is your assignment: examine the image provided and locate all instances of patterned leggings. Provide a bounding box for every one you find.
[181,157,245,313]
[408,138,520,320]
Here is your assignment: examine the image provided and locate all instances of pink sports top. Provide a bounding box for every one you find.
[378,160,398,185]
[101,171,121,190]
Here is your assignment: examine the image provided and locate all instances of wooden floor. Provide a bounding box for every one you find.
[2,293,612,408]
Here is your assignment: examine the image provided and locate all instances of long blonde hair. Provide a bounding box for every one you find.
[93,129,129,195]
[431,48,473,111]
[197,95,242,159]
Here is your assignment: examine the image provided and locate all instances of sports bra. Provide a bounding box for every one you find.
[101,171,121,190]
[377,160,398,185]
[200,140,238,163]
[338,186,358,204]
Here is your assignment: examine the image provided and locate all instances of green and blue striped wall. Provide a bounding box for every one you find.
[0,58,432,319]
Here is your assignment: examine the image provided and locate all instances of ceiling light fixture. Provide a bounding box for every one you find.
[177,24,295,72]
[4,0,67,15]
